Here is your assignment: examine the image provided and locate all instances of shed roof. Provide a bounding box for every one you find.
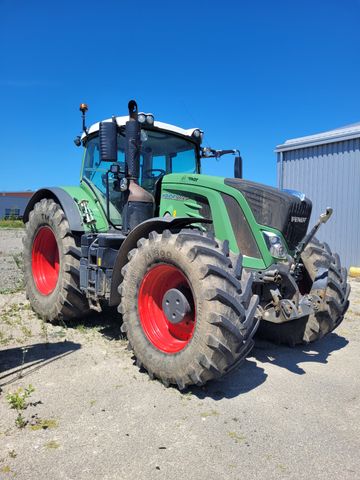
[0,192,33,198]
[276,121,360,152]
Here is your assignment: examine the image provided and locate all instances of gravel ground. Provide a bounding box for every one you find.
[0,229,25,294]
[0,228,359,480]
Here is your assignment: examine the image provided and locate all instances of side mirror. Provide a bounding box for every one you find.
[234,155,243,179]
[99,121,117,162]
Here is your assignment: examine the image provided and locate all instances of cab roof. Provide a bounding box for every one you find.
[81,115,201,141]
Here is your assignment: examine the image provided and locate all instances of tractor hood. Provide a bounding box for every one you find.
[225,178,312,251]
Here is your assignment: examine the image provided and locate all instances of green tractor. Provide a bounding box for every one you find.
[23,100,350,389]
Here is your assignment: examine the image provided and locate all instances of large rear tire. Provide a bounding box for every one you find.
[23,198,90,323]
[257,238,350,345]
[119,229,259,389]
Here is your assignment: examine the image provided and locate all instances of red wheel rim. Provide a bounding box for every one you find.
[32,226,60,295]
[138,264,196,354]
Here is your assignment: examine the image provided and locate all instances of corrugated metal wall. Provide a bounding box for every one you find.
[277,138,360,268]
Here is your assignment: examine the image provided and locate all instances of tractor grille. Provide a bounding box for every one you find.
[225,179,312,251]
[284,199,313,250]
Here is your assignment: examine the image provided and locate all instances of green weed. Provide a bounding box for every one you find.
[74,324,87,334]
[277,463,289,472]
[201,410,219,418]
[0,283,24,294]
[12,253,23,269]
[30,418,58,431]
[6,384,35,428]
[1,465,12,474]
[44,440,60,449]
[0,331,12,346]
[228,431,246,444]
[20,325,32,338]
[41,321,49,342]
[15,414,27,428]
[6,385,34,411]
[181,391,193,401]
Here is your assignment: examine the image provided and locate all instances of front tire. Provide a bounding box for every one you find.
[23,198,90,323]
[119,229,259,389]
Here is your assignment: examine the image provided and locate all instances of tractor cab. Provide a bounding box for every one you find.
[77,102,242,231]
[78,105,202,229]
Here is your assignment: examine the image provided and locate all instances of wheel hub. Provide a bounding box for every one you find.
[162,288,191,324]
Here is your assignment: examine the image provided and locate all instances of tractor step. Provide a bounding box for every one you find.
[80,232,126,303]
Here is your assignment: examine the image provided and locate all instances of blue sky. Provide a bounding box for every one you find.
[1,0,360,191]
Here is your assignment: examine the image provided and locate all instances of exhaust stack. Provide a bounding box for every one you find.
[125,100,141,180]
[123,99,154,232]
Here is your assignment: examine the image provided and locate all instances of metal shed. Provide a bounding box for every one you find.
[276,122,360,269]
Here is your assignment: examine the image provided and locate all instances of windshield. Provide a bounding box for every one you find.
[140,129,198,175]
[82,129,199,225]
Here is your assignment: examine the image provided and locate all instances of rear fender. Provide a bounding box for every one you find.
[109,216,212,306]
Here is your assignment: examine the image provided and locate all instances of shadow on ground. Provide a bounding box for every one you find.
[252,332,349,375]
[0,341,81,388]
[187,332,348,400]
[188,358,268,400]
[65,307,123,341]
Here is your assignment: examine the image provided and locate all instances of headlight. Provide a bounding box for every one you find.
[140,130,148,142]
[138,113,146,124]
[263,231,287,259]
[192,129,201,139]
[146,114,154,125]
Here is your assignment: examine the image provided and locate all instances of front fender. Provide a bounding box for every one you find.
[109,216,212,306]
[23,187,84,232]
